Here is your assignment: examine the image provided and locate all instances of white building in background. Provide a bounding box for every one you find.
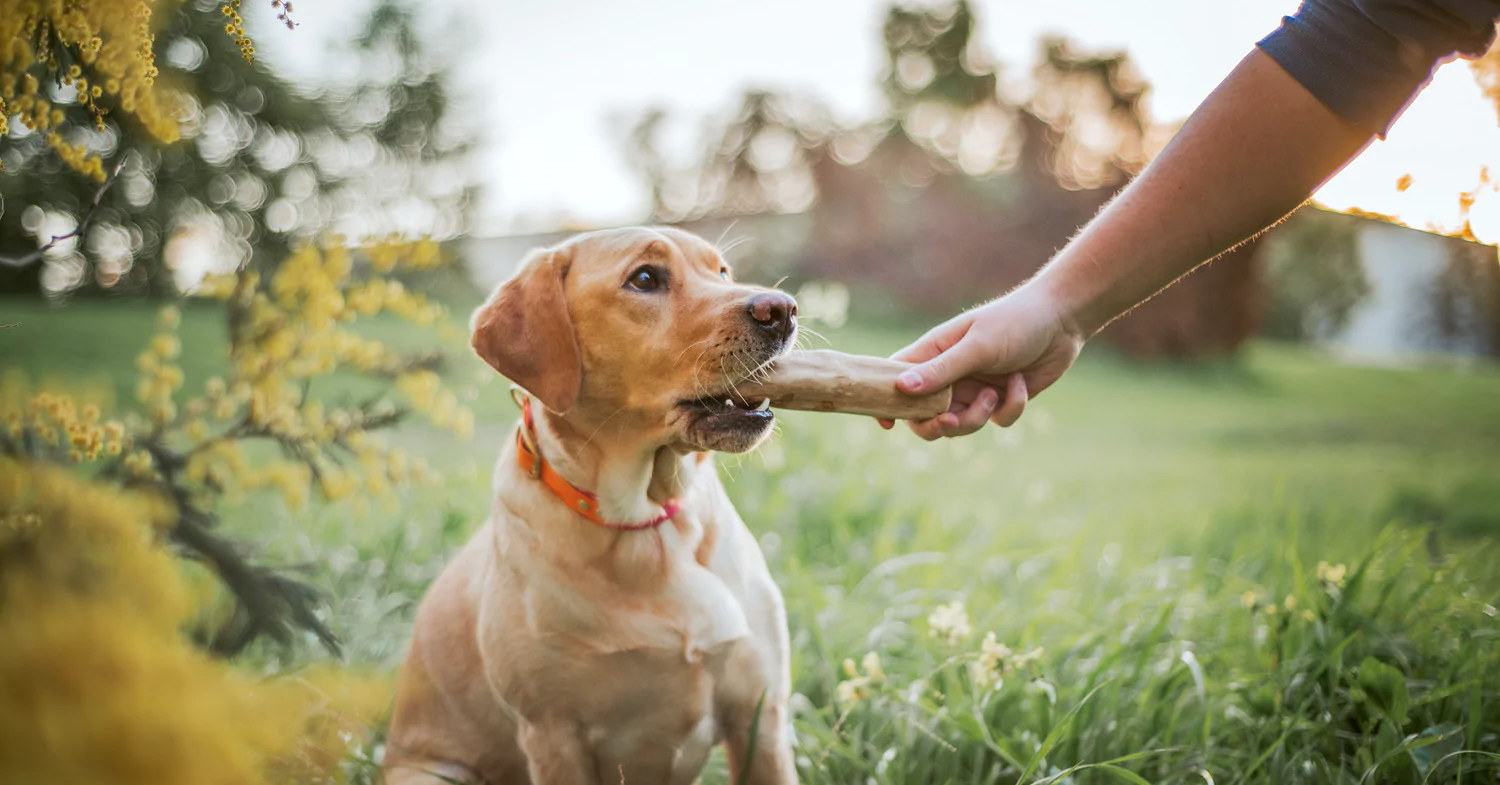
[1330,217,1497,363]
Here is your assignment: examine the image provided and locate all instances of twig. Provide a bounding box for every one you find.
[172,503,342,657]
[141,438,343,658]
[0,159,125,269]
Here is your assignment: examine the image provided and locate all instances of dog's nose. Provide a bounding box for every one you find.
[747,292,797,342]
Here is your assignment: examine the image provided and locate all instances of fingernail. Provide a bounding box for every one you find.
[898,370,921,390]
[983,390,999,409]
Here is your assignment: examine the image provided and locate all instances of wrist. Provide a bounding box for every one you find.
[1019,264,1096,344]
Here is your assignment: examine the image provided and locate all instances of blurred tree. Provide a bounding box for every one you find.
[687,90,827,220]
[1440,45,1500,356]
[330,0,476,243]
[620,106,671,220]
[879,0,1017,177]
[881,0,996,113]
[0,0,474,298]
[873,19,1265,359]
[1433,239,1500,357]
[1,0,332,296]
[1027,37,1149,189]
[1258,207,1369,342]
[643,0,1269,358]
[624,91,828,222]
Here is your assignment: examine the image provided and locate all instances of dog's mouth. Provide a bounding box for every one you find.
[671,333,793,452]
[674,389,776,452]
[678,392,773,420]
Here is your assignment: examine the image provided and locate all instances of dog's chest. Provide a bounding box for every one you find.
[510,637,745,784]
[481,493,783,783]
[517,509,754,658]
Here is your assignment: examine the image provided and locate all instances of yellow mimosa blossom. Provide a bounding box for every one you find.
[0,0,178,176]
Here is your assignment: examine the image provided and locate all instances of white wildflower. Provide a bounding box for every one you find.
[928,600,972,645]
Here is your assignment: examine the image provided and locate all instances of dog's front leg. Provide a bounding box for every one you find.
[518,717,599,785]
[722,696,797,785]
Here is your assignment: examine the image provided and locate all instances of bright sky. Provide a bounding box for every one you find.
[256,0,1500,243]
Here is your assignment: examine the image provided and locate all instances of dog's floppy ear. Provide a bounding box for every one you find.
[470,246,582,413]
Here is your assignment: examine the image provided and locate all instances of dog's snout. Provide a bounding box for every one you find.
[747,292,797,342]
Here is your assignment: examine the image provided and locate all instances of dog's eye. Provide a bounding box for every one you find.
[625,265,665,293]
[719,268,731,281]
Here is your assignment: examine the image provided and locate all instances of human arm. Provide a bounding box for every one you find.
[880,47,1376,439]
[888,0,1500,440]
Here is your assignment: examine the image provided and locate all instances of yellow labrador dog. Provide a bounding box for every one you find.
[384,227,798,785]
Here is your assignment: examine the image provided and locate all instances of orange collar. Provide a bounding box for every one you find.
[511,389,679,531]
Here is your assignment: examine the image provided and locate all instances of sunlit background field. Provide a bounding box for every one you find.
[3,0,1500,782]
[6,294,1500,782]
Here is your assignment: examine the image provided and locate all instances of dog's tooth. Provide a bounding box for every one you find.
[724,399,734,408]
[754,398,771,412]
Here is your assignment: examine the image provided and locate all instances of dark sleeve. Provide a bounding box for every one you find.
[1257,0,1500,136]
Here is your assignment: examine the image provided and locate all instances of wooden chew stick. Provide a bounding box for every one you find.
[735,349,952,420]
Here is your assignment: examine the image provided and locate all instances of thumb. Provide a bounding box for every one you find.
[896,335,986,394]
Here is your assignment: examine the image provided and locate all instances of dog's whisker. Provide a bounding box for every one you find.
[689,343,716,389]
[718,355,747,403]
[745,352,779,384]
[729,351,747,384]
[730,350,768,398]
[580,404,631,451]
[713,219,741,251]
[675,338,715,365]
[719,234,753,258]
[796,326,830,347]
[718,231,756,260]
[691,345,719,404]
[716,355,731,390]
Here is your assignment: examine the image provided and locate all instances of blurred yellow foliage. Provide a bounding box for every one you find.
[4,237,464,513]
[0,237,466,777]
[180,237,465,510]
[0,0,178,179]
[0,458,393,784]
[5,388,128,462]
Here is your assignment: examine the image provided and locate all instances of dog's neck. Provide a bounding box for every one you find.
[524,406,697,524]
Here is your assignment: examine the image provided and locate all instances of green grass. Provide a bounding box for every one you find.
[3,295,1499,784]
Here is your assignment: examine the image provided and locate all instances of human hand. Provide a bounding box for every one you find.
[878,283,1086,439]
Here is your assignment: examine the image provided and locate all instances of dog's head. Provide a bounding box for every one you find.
[471,227,797,453]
